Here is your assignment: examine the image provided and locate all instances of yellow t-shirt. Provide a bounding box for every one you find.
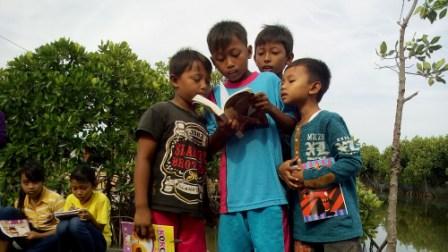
[16,187,65,232]
[64,191,112,247]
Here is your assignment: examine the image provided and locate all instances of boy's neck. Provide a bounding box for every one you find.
[298,101,320,126]
[172,96,195,113]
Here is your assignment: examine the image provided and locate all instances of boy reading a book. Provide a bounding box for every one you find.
[206,20,295,252]
[0,161,64,252]
[134,49,214,252]
[56,164,111,252]
[254,24,294,78]
[278,58,363,251]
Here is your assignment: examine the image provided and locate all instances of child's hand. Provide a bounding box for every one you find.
[217,115,242,136]
[278,158,304,189]
[78,209,93,222]
[252,93,274,113]
[25,231,41,240]
[134,207,154,240]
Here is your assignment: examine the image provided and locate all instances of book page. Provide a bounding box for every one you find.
[0,219,30,238]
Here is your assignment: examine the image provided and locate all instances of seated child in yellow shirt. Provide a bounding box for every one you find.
[56,164,111,252]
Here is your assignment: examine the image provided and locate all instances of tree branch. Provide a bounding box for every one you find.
[401,0,418,27]
[376,64,399,73]
[404,91,419,103]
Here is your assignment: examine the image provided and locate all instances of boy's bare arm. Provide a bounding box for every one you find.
[134,135,157,239]
[252,93,295,133]
[208,117,239,155]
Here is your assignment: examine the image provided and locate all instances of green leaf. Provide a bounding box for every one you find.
[439,8,447,19]
[435,76,446,84]
[423,61,431,70]
[435,59,445,70]
[428,77,435,85]
[428,10,438,23]
[380,41,387,55]
[417,62,423,72]
[429,45,442,51]
[430,36,441,44]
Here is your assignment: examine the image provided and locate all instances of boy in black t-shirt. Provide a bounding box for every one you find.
[133,48,215,252]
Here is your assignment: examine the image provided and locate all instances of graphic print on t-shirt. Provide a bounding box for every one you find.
[159,120,208,204]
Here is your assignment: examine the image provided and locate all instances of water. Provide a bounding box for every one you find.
[206,198,448,252]
[366,198,448,252]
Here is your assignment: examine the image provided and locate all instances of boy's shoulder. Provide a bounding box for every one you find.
[311,110,345,128]
[92,191,110,204]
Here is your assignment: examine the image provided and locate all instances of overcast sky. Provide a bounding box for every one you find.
[1,0,447,150]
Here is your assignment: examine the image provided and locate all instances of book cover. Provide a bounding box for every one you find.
[0,219,30,238]
[54,209,80,220]
[193,87,268,131]
[298,158,348,223]
[121,221,175,252]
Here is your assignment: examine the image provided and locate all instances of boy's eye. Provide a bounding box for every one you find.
[230,50,241,58]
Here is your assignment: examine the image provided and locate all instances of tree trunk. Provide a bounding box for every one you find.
[386,1,418,251]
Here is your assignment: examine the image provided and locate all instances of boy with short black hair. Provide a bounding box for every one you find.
[254,24,294,77]
[134,48,213,252]
[206,20,295,252]
[279,58,363,252]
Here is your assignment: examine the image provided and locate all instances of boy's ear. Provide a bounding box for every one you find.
[286,53,294,65]
[309,81,322,96]
[169,75,179,88]
[247,45,253,59]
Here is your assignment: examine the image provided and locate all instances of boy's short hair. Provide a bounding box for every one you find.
[70,162,97,185]
[19,160,45,182]
[207,20,247,53]
[286,58,331,102]
[169,48,212,78]
[255,24,294,56]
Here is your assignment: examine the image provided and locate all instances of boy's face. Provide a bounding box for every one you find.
[70,179,94,204]
[172,60,211,101]
[211,36,252,83]
[281,65,318,105]
[20,174,43,200]
[255,42,292,77]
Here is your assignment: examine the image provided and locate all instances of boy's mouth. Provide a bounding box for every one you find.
[262,66,273,71]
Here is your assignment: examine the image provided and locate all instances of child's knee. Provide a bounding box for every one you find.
[68,217,85,232]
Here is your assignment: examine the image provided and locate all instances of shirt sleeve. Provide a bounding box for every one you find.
[136,103,166,141]
[303,114,362,184]
[63,194,76,211]
[95,193,111,226]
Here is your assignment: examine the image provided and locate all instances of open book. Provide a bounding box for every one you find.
[0,219,30,238]
[193,87,268,131]
[121,221,175,252]
[298,158,348,223]
[54,209,80,220]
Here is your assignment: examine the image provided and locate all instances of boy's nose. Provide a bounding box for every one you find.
[263,54,271,63]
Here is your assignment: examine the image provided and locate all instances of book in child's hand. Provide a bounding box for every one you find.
[193,87,268,131]
[121,221,175,252]
[0,219,30,238]
[54,209,80,220]
[298,158,348,223]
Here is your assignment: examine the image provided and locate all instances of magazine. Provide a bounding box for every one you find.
[193,87,268,131]
[54,209,80,220]
[0,219,30,238]
[121,221,175,252]
[298,158,348,223]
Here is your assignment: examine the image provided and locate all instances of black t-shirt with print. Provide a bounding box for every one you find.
[136,101,208,217]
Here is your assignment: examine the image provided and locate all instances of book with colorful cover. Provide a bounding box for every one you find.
[121,221,175,252]
[0,219,30,238]
[298,158,348,223]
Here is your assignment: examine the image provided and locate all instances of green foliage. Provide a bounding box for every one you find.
[358,182,383,239]
[0,38,172,210]
[377,0,448,86]
[361,136,448,189]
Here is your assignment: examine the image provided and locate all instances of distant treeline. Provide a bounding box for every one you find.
[360,135,448,193]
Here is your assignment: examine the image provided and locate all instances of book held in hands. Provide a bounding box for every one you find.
[193,87,268,131]
[54,209,80,220]
[121,221,175,252]
[0,219,30,238]
[298,158,348,223]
